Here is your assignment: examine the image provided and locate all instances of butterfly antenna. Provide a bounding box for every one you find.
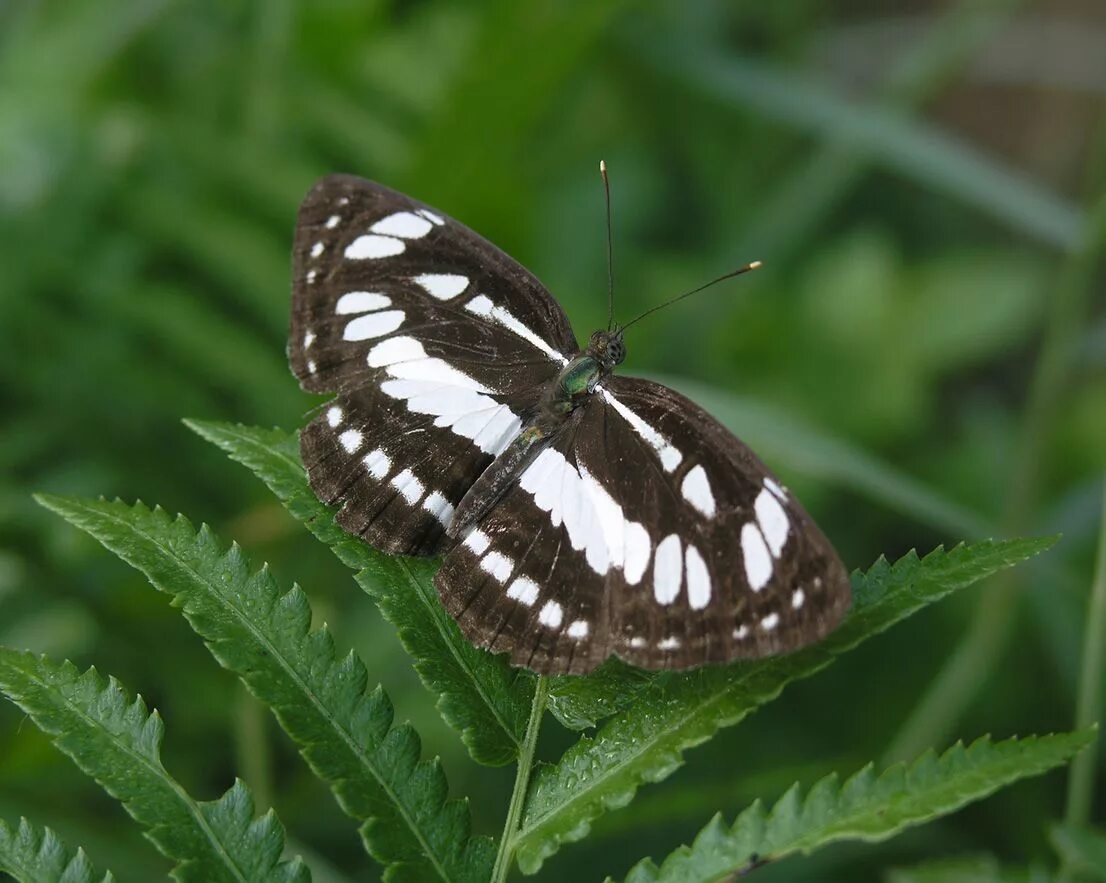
[601,160,615,332]
[620,261,763,332]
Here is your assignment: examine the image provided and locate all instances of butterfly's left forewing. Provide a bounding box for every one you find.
[290,175,577,556]
[435,375,851,673]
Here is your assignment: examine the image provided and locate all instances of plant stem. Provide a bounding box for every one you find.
[1064,480,1106,827]
[234,685,273,812]
[492,675,549,883]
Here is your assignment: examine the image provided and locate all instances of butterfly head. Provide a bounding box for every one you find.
[587,328,626,371]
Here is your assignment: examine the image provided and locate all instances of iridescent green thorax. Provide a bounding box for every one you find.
[560,355,602,397]
[548,325,627,418]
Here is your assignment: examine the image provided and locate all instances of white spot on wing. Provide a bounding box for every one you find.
[303,330,315,349]
[755,488,790,557]
[521,450,648,579]
[464,296,569,365]
[307,359,317,374]
[336,291,390,314]
[306,270,318,284]
[792,588,805,609]
[578,464,624,575]
[311,242,325,258]
[741,523,772,591]
[469,405,521,457]
[368,336,426,368]
[685,544,711,610]
[680,465,716,518]
[343,310,405,341]
[372,211,433,239]
[325,215,341,229]
[465,294,493,316]
[658,636,681,650]
[760,612,780,631]
[623,522,651,586]
[733,624,749,640]
[422,491,454,528]
[653,534,683,605]
[339,429,362,453]
[629,636,647,649]
[538,600,563,629]
[764,477,787,501]
[390,468,424,505]
[413,273,469,300]
[364,448,391,479]
[345,235,404,259]
[385,356,493,391]
[326,406,343,428]
[417,208,445,226]
[507,577,539,607]
[600,389,682,472]
[464,529,490,556]
[381,368,521,456]
[567,620,589,639]
[480,551,513,583]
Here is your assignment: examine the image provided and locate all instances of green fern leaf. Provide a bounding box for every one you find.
[33,494,493,883]
[515,538,1056,873]
[0,816,116,883]
[184,419,533,766]
[1050,823,1106,881]
[621,731,1092,882]
[0,649,308,883]
[547,659,659,731]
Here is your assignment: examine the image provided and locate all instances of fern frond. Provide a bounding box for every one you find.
[547,659,658,731]
[184,419,533,767]
[0,650,307,883]
[34,494,493,883]
[0,816,116,883]
[514,538,1056,873]
[620,731,1092,882]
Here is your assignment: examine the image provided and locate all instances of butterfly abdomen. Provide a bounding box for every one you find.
[449,424,550,539]
[450,353,603,539]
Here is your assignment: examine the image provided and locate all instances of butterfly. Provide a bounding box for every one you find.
[288,172,850,675]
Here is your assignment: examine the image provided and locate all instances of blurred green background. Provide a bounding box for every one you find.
[2,0,1105,879]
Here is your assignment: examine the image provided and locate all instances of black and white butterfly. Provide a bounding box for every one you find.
[288,173,850,675]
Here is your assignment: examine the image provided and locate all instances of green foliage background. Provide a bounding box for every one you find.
[1,0,1104,879]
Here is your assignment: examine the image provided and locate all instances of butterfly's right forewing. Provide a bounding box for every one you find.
[290,175,578,556]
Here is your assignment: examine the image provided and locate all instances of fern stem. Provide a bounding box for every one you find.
[492,675,549,883]
[1064,479,1106,828]
[234,686,273,813]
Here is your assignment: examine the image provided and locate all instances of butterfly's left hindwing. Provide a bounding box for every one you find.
[435,375,851,674]
[291,175,577,557]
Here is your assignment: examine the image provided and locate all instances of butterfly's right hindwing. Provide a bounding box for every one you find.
[435,376,851,674]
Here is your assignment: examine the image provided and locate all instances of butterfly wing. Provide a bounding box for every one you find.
[290,174,578,556]
[435,375,851,674]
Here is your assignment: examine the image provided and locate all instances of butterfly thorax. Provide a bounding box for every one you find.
[447,331,625,539]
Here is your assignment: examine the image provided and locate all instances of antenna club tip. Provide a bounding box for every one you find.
[748,260,763,270]
[600,159,607,173]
